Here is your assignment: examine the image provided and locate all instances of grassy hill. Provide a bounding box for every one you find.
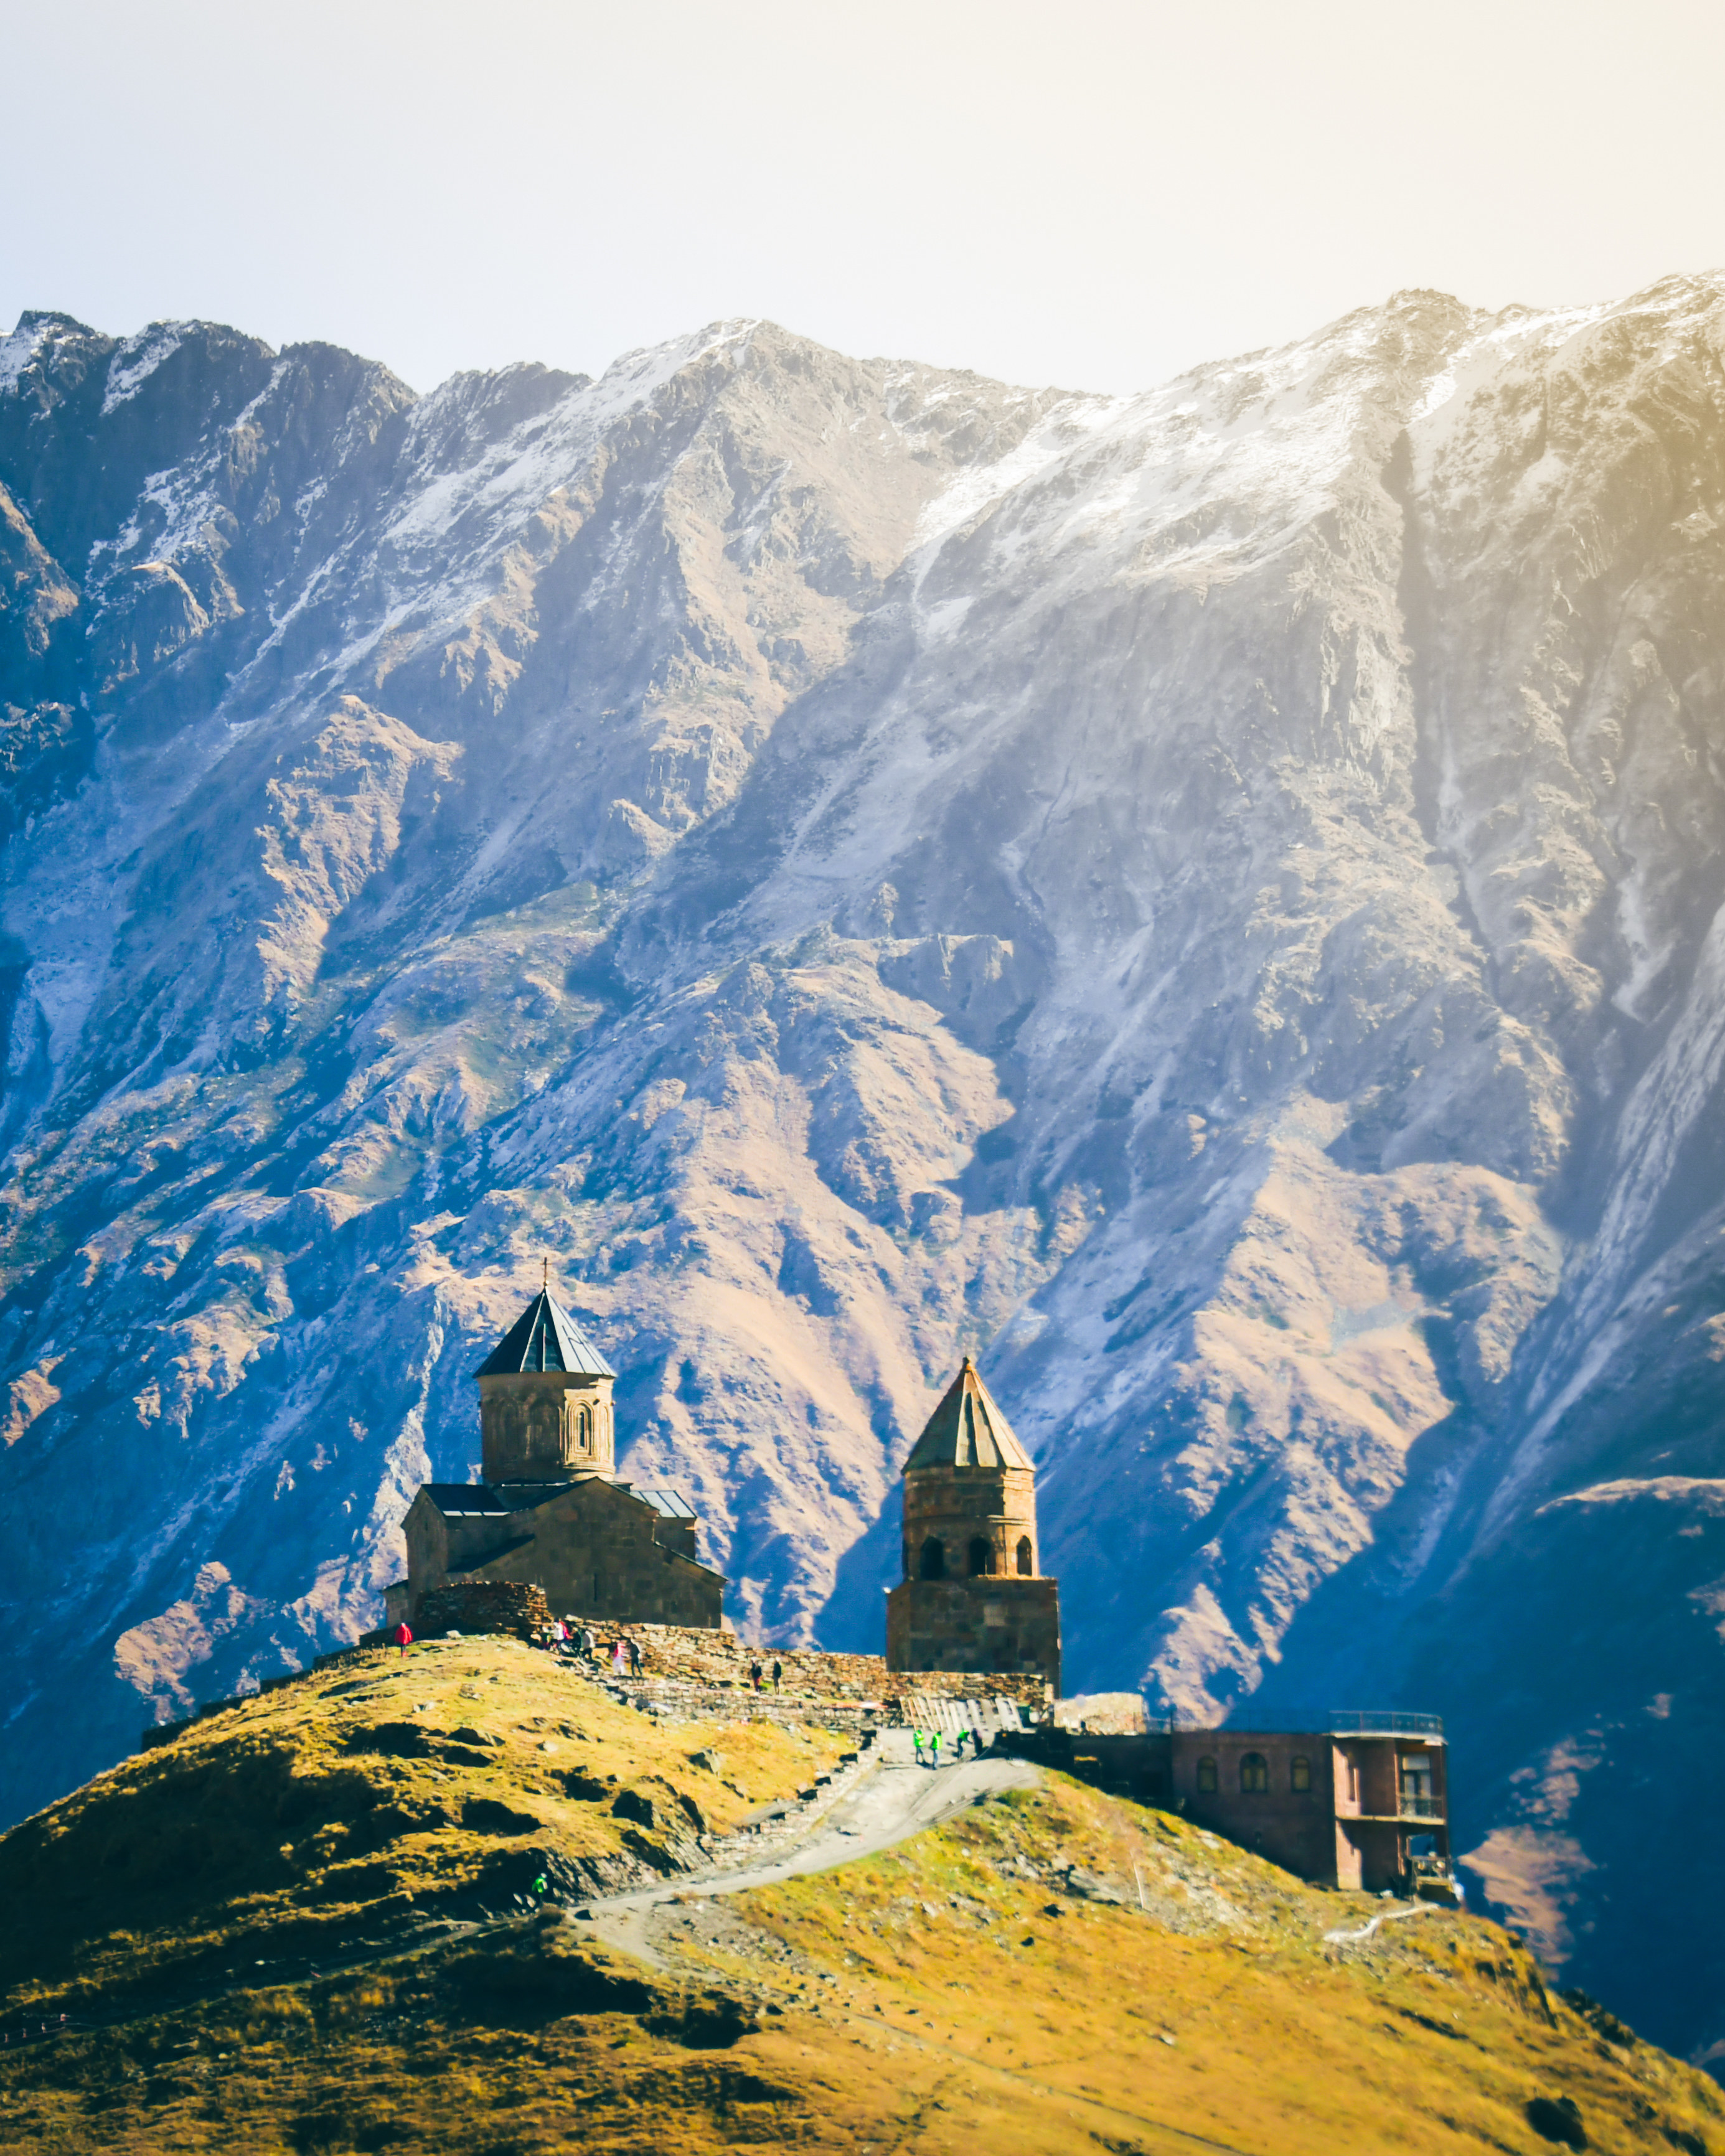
[0,1638,1717,2154]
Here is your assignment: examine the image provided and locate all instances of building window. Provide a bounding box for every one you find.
[1016,1536,1033,1576]
[1290,1755,1312,1793]
[578,1407,591,1449]
[967,1536,992,1577]
[1196,1756,1218,1794]
[1240,1753,1269,1794]
[919,1537,946,1580]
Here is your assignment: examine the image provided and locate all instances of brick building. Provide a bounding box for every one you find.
[1004,1711,1450,1893]
[397,1288,725,1630]
[885,1357,1060,1689]
[1170,1713,1449,1891]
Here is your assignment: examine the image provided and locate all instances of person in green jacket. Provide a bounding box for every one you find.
[929,1728,941,1769]
[911,1728,924,1766]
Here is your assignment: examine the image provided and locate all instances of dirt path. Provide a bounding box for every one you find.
[1321,1901,1436,1946]
[581,1730,1038,1967]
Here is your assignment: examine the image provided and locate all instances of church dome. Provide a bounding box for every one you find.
[903,1356,1033,1473]
[474,1289,616,1379]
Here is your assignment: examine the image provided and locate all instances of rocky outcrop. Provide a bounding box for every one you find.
[7,283,1725,2052]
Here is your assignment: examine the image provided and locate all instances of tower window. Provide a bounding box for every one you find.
[1015,1536,1033,1576]
[1241,1753,1269,1794]
[1291,1755,1312,1793]
[1196,1756,1218,1794]
[919,1537,946,1580]
[967,1536,992,1577]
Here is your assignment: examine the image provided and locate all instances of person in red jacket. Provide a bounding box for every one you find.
[393,1621,413,1661]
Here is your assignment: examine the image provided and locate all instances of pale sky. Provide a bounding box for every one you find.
[5,0,1723,397]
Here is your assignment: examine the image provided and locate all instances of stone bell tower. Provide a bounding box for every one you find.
[474,1285,618,1482]
[885,1356,1060,1688]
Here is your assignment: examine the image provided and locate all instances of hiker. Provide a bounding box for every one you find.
[911,1728,924,1767]
[576,1625,593,1661]
[612,1638,627,1676]
[392,1620,413,1662]
[750,1659,763,1692]
[628,1638,642,1678]
[929,1728,941,1770]
[771,1657,783,1692]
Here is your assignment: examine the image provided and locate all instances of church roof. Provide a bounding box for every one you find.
[636,1488,696,1520]
[474,1289,616,1379]
[903,1357,1034,1473]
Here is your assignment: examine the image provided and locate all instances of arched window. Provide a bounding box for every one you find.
[1016,1536,1033,1576]
[967,1536,992,1577]
[1290,1755,1312,1793]
[1196,1756,1218,1794]
[578,1407,591,1449]
[919,1537,946,1580]
[1240,1753,1269,1794]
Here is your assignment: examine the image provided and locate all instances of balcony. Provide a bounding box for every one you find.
[1398,1793,1444,1819]
[1328,1710,1444,1738]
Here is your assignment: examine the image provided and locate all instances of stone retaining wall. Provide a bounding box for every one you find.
[559,1620,1048,1707]
[416,1580,552,1639]
[140,1615,1049,1755]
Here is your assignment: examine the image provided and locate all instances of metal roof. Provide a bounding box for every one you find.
[422,1478,697,1523]
[1328,1711,1445,1738]
[474,1289,616,1379]
[420,1483,510,1517]
[903,1357,1033,1473]
[635,1487,696,1520]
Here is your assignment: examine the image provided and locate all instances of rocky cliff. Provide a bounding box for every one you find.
[5,280,1725,2055]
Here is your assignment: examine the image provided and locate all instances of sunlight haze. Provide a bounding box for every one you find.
[6,0,1722,393]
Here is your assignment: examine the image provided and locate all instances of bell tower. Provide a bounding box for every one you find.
[474,1285,617,1483]
[885,1357,1060,1688]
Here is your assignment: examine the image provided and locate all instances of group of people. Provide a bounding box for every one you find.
[392,1621,982,1769]
[535,1619,643,1677]
[910,1725,976,1767]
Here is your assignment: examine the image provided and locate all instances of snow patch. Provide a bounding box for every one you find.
[0,317,50,396]
[102,322,190,415]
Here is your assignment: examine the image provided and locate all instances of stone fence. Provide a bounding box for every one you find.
[140,1604,1049,1756]
[552,1619,1049,1710]
[416,1580,551,1639]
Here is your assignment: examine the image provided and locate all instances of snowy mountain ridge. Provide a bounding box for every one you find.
[7,277,1725,2055]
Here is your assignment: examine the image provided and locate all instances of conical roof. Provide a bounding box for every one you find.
[903,1357,1033,1473]
[475,1289,616,1379]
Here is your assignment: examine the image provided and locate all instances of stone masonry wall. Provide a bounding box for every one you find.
[416,1580,552,1639]
[562,1620,1049,1707]
[885,1575,1061,1689]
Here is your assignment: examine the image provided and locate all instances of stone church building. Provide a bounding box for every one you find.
[399,1288,725,1628]
[394,1290,1062,1683]
[885,1356,1061,1690]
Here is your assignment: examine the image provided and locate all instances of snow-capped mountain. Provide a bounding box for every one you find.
[6,280,1725,2053]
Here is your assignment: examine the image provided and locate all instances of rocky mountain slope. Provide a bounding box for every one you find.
[2,1634,1714,2155]
[5,278,1725,2056]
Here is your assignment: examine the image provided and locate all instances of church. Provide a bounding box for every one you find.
[400,1287,726,1628]
[884,1356,1061,1690]
[395,1287,1060,1688]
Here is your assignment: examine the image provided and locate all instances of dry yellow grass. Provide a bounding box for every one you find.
[0,1641,1717,2154]
[0,1638,844,2012]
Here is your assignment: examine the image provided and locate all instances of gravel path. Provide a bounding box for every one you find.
[580,1730,1037,1967]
